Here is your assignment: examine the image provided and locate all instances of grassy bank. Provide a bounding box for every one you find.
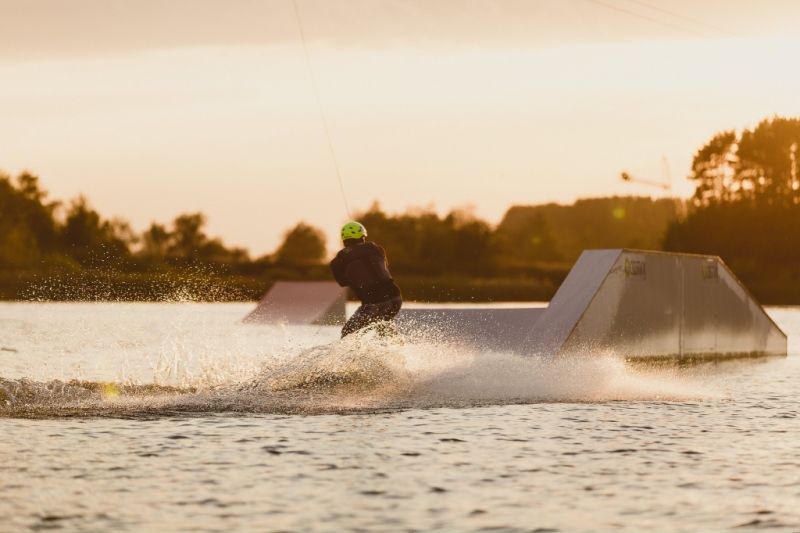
[0,271,266,302]
[0,269,567,303]
[1,266,797,304]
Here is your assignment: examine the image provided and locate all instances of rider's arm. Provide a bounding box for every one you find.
[330,254,349,287]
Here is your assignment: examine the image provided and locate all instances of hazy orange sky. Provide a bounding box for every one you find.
[2,0,800,254]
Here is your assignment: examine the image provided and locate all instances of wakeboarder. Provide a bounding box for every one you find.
[330,221,403,337]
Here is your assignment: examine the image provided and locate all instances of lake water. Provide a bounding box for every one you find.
[1,302,799,532]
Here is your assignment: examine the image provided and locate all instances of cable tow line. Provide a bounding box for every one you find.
[291,0,353,220]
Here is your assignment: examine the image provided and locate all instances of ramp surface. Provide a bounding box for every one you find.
[521,249,621,356]
[527,249,787,360]
[243,281,346,325]
[397,250,787,361]
[396,308,545,353]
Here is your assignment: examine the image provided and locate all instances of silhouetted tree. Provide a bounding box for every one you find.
[664,115,800,302]
[140,223,171,258]
[168,213,208,260]
[61,196,131,266]
[274,223,326,266]
[0,172,60,267]
[197,238,249,265]
[142,213,249,265]
[738,117,800,205]
[445,209,495,275]
[689,116,800,207]
[689,130,738,206]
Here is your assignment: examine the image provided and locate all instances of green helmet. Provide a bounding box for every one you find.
[341,221,367,241]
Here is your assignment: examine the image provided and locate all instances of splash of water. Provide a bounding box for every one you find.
[1,328,721,418]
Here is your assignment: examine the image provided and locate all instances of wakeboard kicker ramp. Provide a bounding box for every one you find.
[519,249,787,361]
[399,249,786,361]
[243,281,346,325]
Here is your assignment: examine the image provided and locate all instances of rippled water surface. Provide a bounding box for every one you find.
[1,302,799,532]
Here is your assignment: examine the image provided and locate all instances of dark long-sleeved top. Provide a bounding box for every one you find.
[330,241,401,304]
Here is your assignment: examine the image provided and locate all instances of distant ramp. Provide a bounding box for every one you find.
[243,281,346,325]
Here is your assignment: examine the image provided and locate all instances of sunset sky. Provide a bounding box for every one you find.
[2,0,800,254]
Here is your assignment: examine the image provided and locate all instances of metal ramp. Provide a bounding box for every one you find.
[396,250,786,360]
[395,307,546,353]
[525,249,787,360]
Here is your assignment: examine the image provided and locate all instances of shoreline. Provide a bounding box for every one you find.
[1,270,799,305]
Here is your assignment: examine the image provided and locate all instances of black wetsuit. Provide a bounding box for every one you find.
[330,241,402,337]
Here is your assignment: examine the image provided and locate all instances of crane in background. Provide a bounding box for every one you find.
[621,156,673,195]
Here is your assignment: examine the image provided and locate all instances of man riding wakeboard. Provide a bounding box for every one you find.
[330,221,403,338]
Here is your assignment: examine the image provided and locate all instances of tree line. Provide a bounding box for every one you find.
[2,114,798,302]
[663,116,800,302]
[1,172,244,272]
[0,170,682,300]
[0,171,682,276]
